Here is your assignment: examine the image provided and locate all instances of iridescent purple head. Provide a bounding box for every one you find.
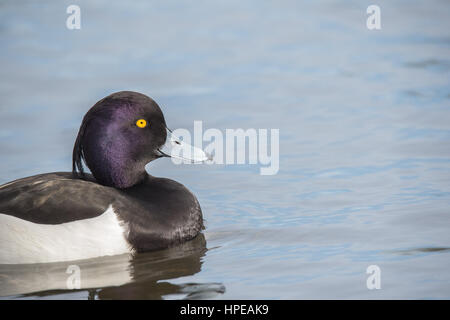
[72,91,168,188]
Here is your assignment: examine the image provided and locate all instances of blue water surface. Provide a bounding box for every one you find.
[0,0,449,299]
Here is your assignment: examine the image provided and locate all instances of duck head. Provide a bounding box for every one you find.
[72,91,208,188]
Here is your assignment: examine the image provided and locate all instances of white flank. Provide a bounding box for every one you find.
[0,205,131,264]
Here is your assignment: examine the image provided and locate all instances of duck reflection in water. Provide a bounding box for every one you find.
[0,234,225,299]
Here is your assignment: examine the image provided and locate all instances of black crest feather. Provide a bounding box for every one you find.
[72,112,89,178]
[72,96,110,178]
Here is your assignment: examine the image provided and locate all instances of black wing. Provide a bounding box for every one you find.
[0,172,119,224]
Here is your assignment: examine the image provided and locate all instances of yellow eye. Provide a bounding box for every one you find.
[136,119,147,128]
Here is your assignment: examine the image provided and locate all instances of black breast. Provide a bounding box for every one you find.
[114,175,204,251]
